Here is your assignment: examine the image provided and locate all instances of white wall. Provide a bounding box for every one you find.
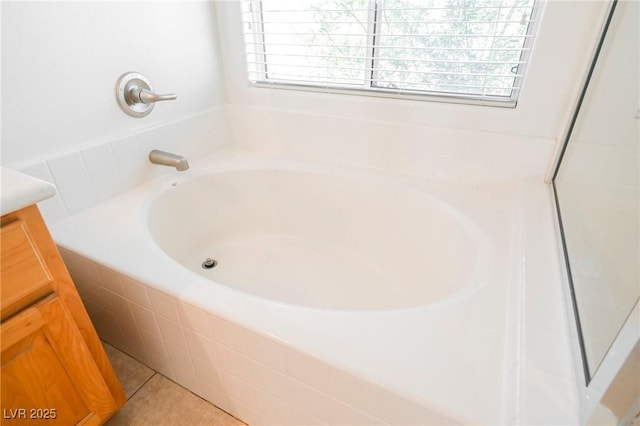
[1,1,612,171]
[1,1,227,166]
[215,1,611,143]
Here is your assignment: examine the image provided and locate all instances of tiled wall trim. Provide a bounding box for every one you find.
[517,182,581,425]
[13,103,556,228]
[12,107,231,225]
[60,247,458,426]
[226,104,557,185]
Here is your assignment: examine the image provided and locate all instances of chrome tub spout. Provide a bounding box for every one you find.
[148,149,189,171]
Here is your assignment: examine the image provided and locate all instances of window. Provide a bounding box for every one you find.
[241,0,541,106]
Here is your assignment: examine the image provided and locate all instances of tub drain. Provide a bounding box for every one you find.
[201,258,217,269]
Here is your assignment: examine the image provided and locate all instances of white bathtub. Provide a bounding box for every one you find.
[51,151,519,425]
[149,168,492,311]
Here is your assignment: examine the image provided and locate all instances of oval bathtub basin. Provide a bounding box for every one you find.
[148,169,489,310]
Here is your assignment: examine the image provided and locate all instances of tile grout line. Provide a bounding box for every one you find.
[104,343,246,424]
[152,373,247,425]
[114,362,246,425]
[123,372,158,402]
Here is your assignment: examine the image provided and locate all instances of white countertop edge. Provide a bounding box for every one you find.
[1,168,57,216]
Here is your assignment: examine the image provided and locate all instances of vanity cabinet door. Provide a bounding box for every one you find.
[1,295,117,426]
[0,205,125,418]
[0,219,54,321]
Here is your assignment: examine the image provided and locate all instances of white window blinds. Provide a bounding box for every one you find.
[241,0,541,106]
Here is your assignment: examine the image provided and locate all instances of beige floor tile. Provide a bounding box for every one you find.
[103,343,155,398]
[106,374,245,426]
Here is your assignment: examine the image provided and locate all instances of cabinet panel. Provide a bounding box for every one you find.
[1,220,53,320]
[0,204,126,412]
[2,331,89,425]
[1,295,117,425]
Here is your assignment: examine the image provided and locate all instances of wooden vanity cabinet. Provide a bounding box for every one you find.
[1,204,125,425]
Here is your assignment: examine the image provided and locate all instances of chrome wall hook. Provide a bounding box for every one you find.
[115,72,177,118]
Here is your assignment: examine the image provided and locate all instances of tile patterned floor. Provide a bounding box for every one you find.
[103,343,245,426]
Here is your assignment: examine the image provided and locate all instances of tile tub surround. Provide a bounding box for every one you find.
[11,107,231,225]
[10,104,557,230]
[59,246,461,425]
[225,104,557,185]
[21,104,575,423]
[48,147,577,425]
